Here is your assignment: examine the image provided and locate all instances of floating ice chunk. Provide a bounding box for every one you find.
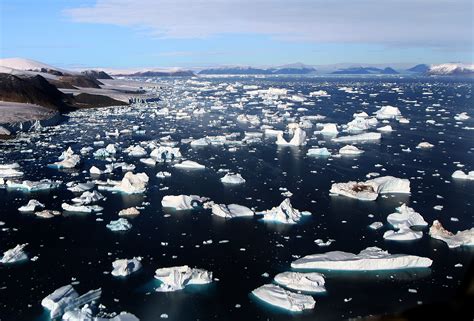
[90,166,103,175]
[62,203,103,213]
[307,147,331,157]
[156,171,171,178]
[99,172,149,194]
[18,199,45,212]
[274,272,326,293]
[387,204,427,228]
[429,220,474,248]
[41,285,101,319]
[353,111,369,118]
[291,247,432,270]
[276,127,306,146]
[106,218,132,232]
[330,176,410,201]
[332,132,381,142]
[257,198,308,224]
[111,257,142,277]
[377,125,393,132]
[63,306,139,321]
[309,90,330,97]
[118,207,140,217]
[339,145,364,155]
[211,203,254,218]
[140,158,156,166]
[106,143,117,154]
[126,145,147,157]
[72,190,104,205]
[0,126,11,136]
[6,179,61,192]
[221,173,246,184]
[416,142,434,149]
[375,106,401,119]
[454,112,470,121]
[161,195,209,210]
[1,244,28,264]
[383,227,423,241]
[314,239,334,247]
[369,222,383,230]
[68,182,95,192]
[150,146,182,160]
[154,265,213,292]
[317,123,338,135]
[251,284,315,312]
[451,170,474,180]
[35,209,61,218]
[0,163,23,178]
[50,148,80,169]
[174,160,205,169]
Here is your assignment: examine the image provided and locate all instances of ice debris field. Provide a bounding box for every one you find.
[0,76,473,321]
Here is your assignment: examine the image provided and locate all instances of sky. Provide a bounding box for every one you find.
[0,0,473,68]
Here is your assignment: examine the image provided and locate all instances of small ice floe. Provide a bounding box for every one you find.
[118,207,140,217]
[369,222,383,230]
[67,182,95,193]
[451,170,474,181]
[314,239,334,247]
[377,125,393,132]
[18,199,45,212]
[140,158,156,166]
[35,210,61,219]
[0,163,23,178]
[106,218,132,232]
[211,203,254,218]
[429,220,474,248]
[330,176,410,201]
[416,142,434,149]
[339,145,364,155]
[71,190,104,205]
[1,244,28,264]
[49,147,80,169]
[156,171,171,179]
[62,203,103,213]
[98,172,149,194]
[161,195,209,210]
[332,132,381,143]
[307,147,331,157]
[276,127,306,146]
[251,284,315,312]
[291,247,432,270]
[454,112,469,121]
[150,146,182,161]
[257,198,309,224]
[154,265,213,292]
[111,257,142,277]
[375,106,401,120]
[220,173,246,184]
[41,284,102,319]
[274,272,325,293]
[174,160,205,169]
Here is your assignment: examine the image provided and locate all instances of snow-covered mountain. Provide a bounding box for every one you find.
[428,63,474,76]
[0,58,70,74]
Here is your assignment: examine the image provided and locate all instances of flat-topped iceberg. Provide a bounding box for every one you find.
[161,195,209,210]
[451,170,474,181]
[6,179,61,192]
[154,265,213,292]
[211,203,254,218]
[111,257,142,277]
[220,173,246,184]
[276,127,306,146]
[429,220,474,248]
[174,160,205,169]
[41,284,102,319]
[274,272,325,293]
[307,147,331,157]
[383,227,423,241]
[62,203,103,213]
[375,106,401,119]
[1,244,28,264]
[332,132,381,143]
[291,247,432,270]
[257,198,310,224]
[317,123,338,135]
[251,284,315,312]
[330,176,410,201]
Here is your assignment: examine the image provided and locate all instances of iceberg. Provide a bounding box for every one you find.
[150,146,182,161]
[154,265,213,292]
[118,207,140,217]
[18,199,45,212]
[106,218,132,232]
[6,179,61,192]
[1,244,28,264]
[276,127,306,146]
[317,123,338,135]
[387,204,427,228]
[71,190,104,205]
[62,203,103,213]
[111,257,142,277]
[454,112,470,121]
[41,285,102,319]
[35,209,61,218]
[220,173,246,184]
[62,305,139,321]
[451,170,474,180]
[174,160,205,169]
[375,106,401,119]
[339,145,364,155]
[161,195,209,210]
[416,142,434,149]
[330,176,410,201]
[211,203,254,218]
[67,182,95,193]
[50,148,80,169]
[291,247,432,270]
[429,220,474,248]
[251,284,315,312]
[332,132,381,143]
[98,172,149,194]
[274,272,326,293]
[0,163,23,178]
[377,125,393,132]
[383,227,423,241]
[257,198,309,224]
[307,147,331,157]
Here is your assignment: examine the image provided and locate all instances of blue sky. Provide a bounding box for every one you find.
[1,0,472,68]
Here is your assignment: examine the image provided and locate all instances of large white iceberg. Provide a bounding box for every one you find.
[154,265,213,292]
[1,244,28,263]
[429,220,474,248]
[220,173,246,184]
[257,198,309,224]
[276,127,306,146]
[251,284,315,312]
[18,199,45,212]
[330,176,410,201]
[211,203,254,218]
[375,106,401,119]
[274,272,325,293]
[111,257,142,277]
[451,170,474,181]
[387,204,427,229]
[98,172,149,194]
[291,247,432,270]
[161,195,209,210]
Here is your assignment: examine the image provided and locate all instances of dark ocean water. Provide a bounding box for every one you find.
[0,76,473,321]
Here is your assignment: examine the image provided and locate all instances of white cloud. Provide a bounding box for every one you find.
[64,0,473,48]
